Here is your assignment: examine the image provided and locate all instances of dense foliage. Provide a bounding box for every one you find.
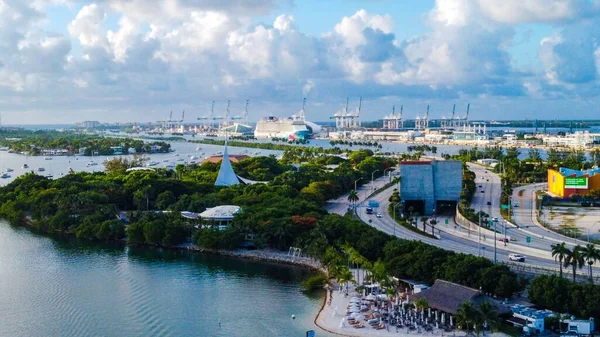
[0,129,170,155]
[528,275,600,319]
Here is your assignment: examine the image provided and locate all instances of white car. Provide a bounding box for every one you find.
[376,213,383,218]
[508,254,525,262]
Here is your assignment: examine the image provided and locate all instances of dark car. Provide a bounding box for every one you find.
[487,201,491,205]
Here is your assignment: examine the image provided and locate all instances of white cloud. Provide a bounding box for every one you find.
[478,0,600,24]
[68,4,108,49]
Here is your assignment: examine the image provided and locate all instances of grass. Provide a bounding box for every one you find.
[387,206,439,240]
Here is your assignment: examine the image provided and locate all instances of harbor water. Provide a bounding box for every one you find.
[0,221,332,337]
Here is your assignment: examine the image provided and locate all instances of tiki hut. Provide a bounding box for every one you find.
[410,279,509,315]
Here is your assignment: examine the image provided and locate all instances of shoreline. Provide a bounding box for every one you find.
[174,243,327,274]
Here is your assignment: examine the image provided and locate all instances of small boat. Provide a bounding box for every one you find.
[45,157,53,160]
[196,146,202,151]
[163,159,169,162]
[5,168,13,172]
[177,158,185,162]
[1,173,10,179]
[38,167,45,172]
[174,154,180,157]
[147,161,159,167]
[87,161,98,166]
[45,174,53,178]
[22,164,29,169]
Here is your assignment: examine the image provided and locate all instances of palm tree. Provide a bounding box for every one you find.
[413,297,429,312]
[347,189,359,214]
[337,267,354,295]
[478,301,498,335]
[420,216,428,232]
[456,301,475,335]
[580,243,600,283]
[551,242,570,278]
[564,245,585,282]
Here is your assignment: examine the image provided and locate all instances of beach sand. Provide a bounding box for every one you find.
[315,284,510,337]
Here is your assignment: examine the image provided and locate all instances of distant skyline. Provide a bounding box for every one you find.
[1,0,600,124]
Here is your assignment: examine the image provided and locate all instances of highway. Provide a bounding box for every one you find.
[326,169,561,270]
[325,162,600,275]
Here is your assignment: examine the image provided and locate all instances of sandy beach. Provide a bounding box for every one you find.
[315,284,510,337]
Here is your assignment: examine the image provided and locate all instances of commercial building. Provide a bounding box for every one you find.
[547,167,600,198]
[542,131,600,148]
[399,160,462,215]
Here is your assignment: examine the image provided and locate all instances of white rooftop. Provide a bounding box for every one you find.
[199,205,241,221]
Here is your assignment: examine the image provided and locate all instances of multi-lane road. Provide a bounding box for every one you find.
[326,163,599,274]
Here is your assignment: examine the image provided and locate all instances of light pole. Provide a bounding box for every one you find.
[371,170,379,193]
[354,178,363,215]
[392,202,401,237]
[384,168,394,183]
[354,177,362,192]
[493,219,497,264]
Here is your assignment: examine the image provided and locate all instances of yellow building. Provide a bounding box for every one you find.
[547,168,600,198]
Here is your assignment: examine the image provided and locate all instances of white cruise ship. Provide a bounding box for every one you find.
[254,99,320,140]
[254,116,310,140]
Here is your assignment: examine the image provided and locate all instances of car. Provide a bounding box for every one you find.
[479,185,482,188]
[486,179,489,182]
[376,213,383,218]
[508,254,525,262]
[499,238,509,243]
[513,203,519,208]
[480,190,485,193]
[492,217,498,222]
[487,201,491,205]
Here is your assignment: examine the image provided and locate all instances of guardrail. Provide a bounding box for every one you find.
[501,261,600,283]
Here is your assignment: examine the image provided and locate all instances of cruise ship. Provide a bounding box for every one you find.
[254,116,310,140]
[254,99,320,140]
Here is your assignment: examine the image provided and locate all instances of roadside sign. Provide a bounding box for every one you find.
[307,330,316,337]
[565,177,588,189]
[526,236,531,243]
[501,204,510,210]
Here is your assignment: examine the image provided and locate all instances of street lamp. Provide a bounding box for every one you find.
[354,177,363,192]
[392,202,401,237]
[353,178,363,215]
[384,168,395,183]
[371,169,379,193]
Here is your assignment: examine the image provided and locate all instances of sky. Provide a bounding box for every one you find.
[1,0,600,124]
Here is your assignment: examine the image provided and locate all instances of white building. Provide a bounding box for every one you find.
[199,205,241,230]
[542,131,600,148]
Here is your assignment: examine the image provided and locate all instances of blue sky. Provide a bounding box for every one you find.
[1,0,600,123]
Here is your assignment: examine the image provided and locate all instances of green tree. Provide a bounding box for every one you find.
[551,242,570,278]
[580,243,600,283]
[456,301,476,334]
[347,189,359,213]
[564,245,585,282]
[156,190,176,210]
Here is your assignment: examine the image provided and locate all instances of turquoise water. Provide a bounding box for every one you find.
[0,222,330,337]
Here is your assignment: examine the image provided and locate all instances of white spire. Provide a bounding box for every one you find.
[215,142,240,186]
[215,105,240,187]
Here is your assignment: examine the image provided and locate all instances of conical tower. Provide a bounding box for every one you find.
[215,140,240,186]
